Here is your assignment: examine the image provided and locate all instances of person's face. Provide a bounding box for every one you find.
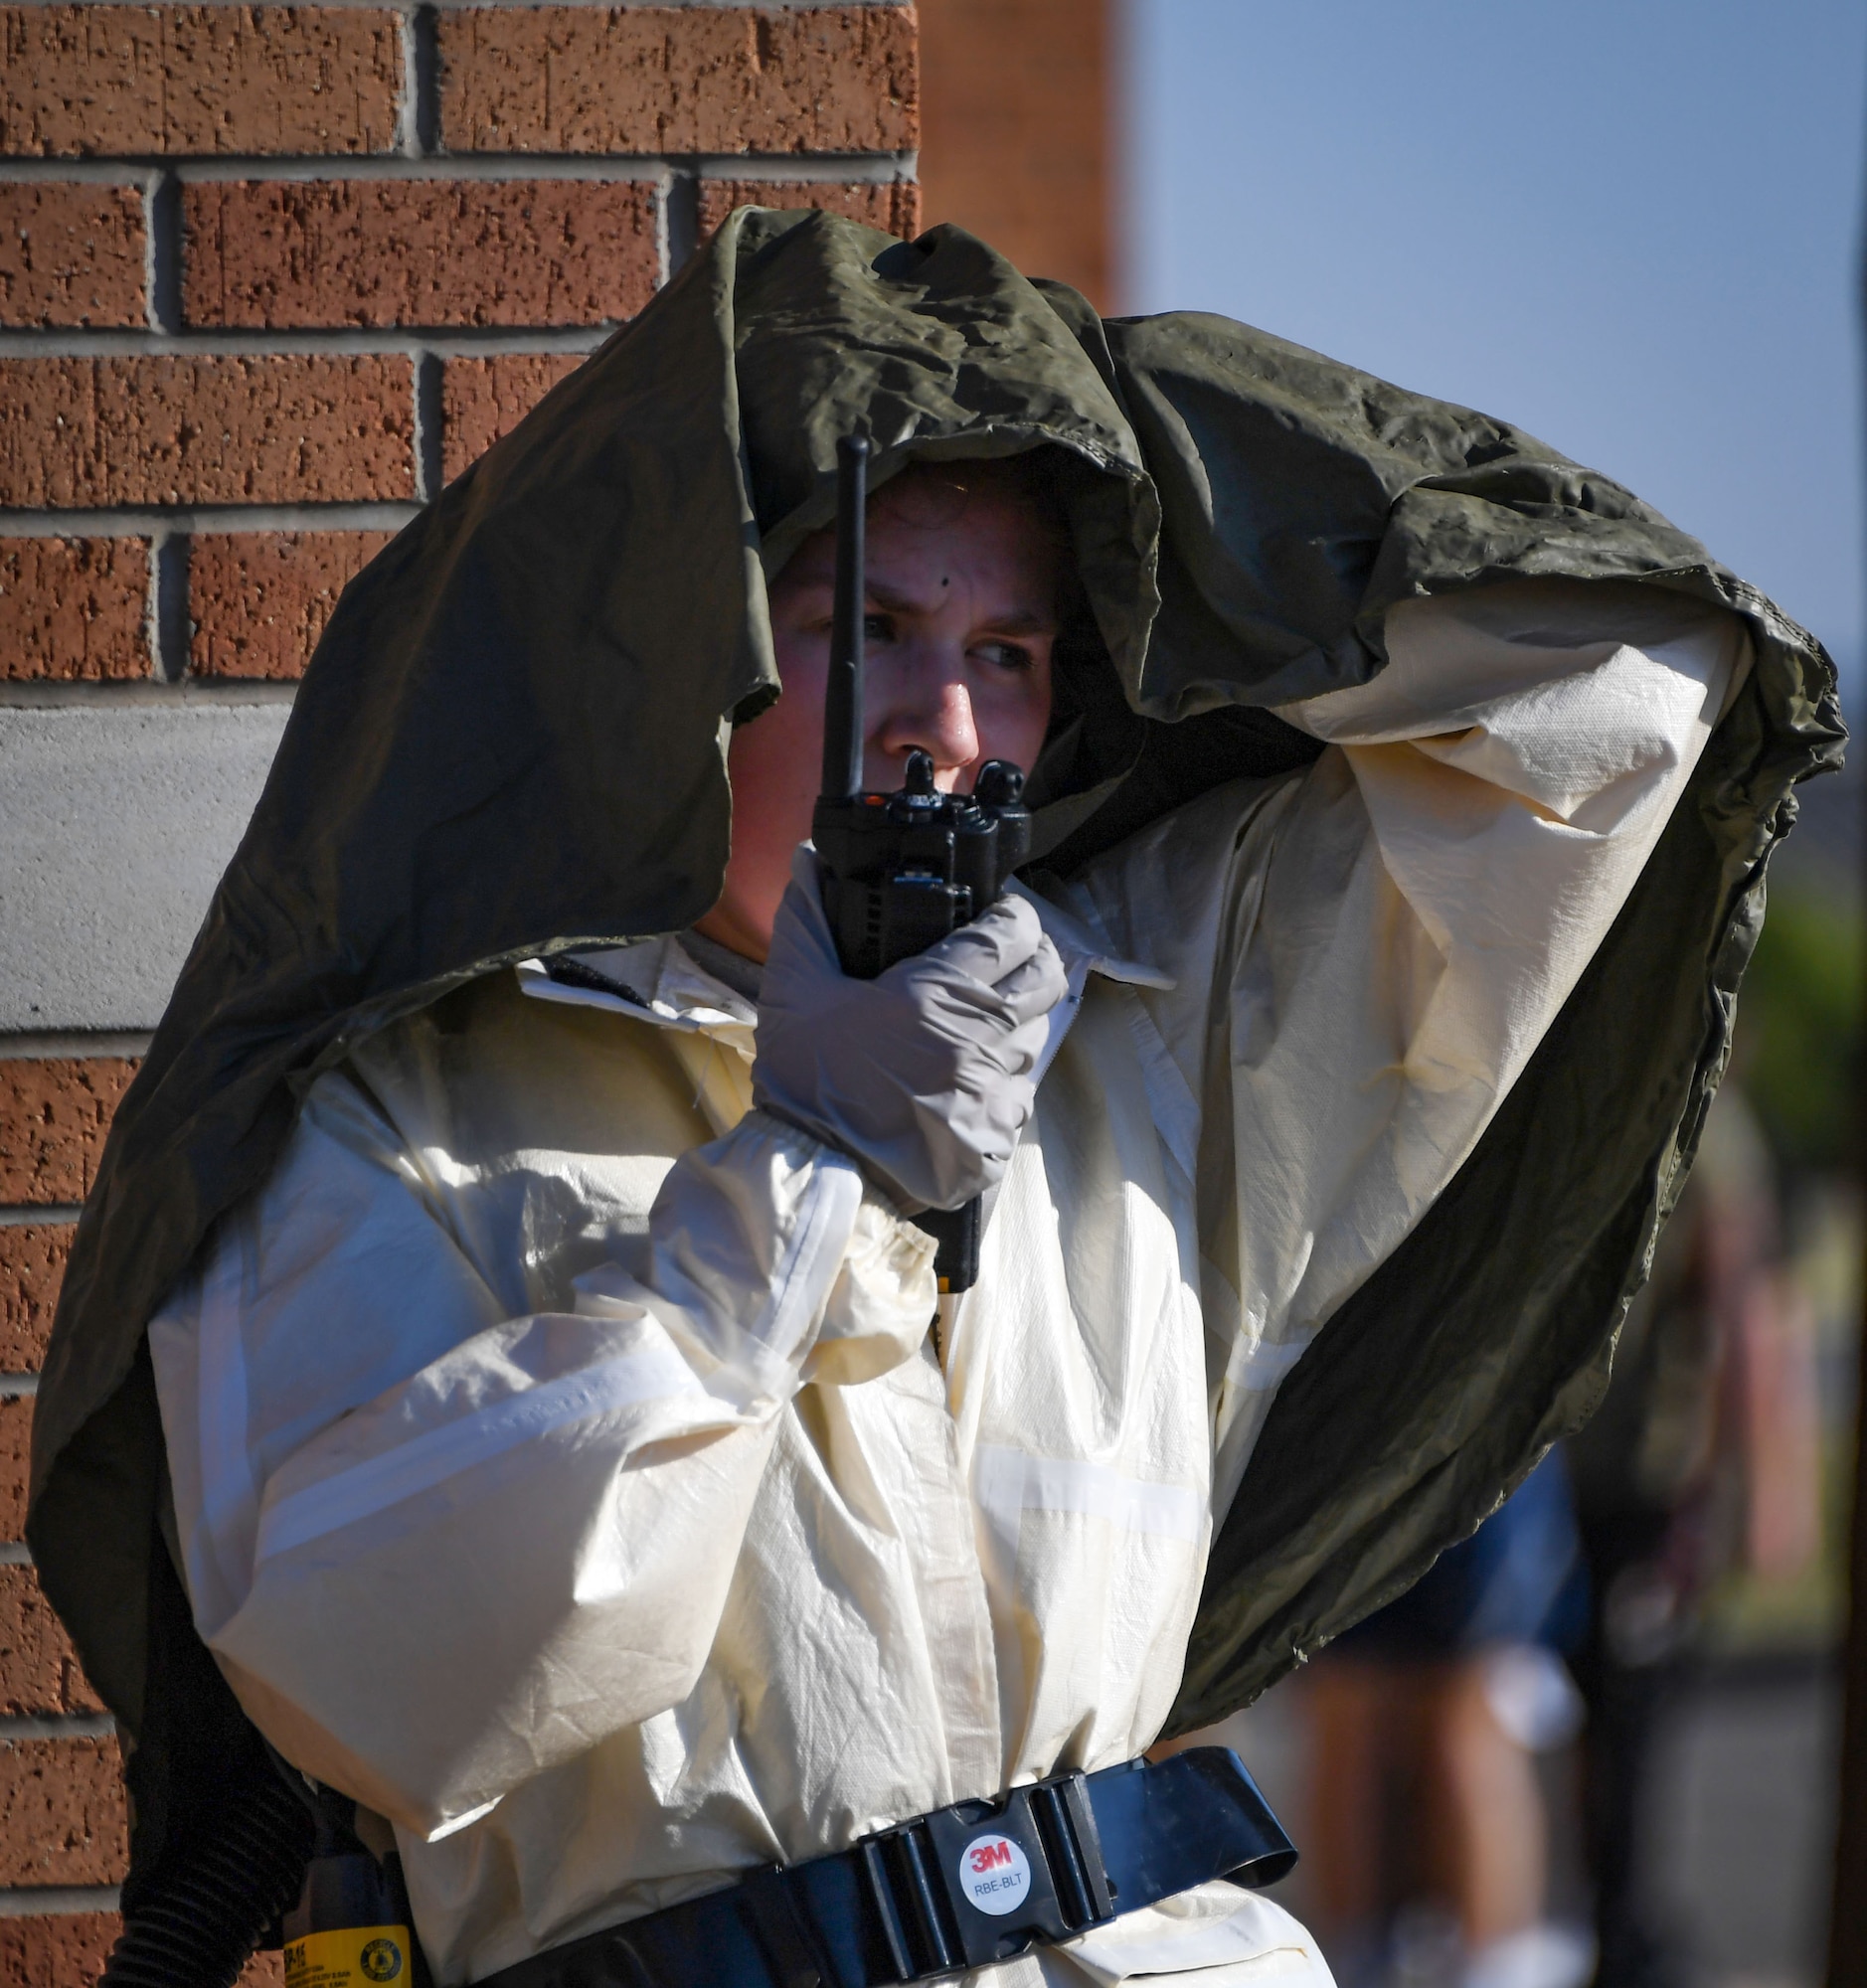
[697,476,1062,961]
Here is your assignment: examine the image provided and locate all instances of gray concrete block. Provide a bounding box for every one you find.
[0,703,290,1033]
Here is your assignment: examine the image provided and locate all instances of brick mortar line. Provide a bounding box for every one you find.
[0,682,296,709]
[0,1033,153,1057]
[0,159,160,186]
[396,2,426,162]
[0,328,611,357]
[654,176,674,287]
[694,151,917,181]
[0,503,422,535]
[140,174,165,333]
[149,530,188,683]
[142,527,169,681]
[0,1207,85,1225]
[413,350,444,503]
[0,151,910,185]
[0,1545,32,1570]
[151,175,184,335]
[0,1378,36,1400]
[0,1886,122,1918]
[0,1716,116,1739]
[660,171,692,278]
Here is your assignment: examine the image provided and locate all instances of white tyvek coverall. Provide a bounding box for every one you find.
[149,583,1744,1985]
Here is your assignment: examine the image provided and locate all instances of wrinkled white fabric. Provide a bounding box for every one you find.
[148,584,1744,1985]
[755,851,1070,1212]
[155,1098,934,1837]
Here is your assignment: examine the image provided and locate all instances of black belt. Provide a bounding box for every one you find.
[479,1747,1294,1988]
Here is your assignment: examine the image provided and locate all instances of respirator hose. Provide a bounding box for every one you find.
[99,1759,312,1988]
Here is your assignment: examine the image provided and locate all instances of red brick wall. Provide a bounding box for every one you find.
[0,1053,130,1974]
[917,0,1113,310]
[0,2,919,688]
[0,5,916,1976]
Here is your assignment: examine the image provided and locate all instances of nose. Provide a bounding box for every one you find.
[874,676,980,789]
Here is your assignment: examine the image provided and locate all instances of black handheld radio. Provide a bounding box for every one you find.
[810,436,1032,1293]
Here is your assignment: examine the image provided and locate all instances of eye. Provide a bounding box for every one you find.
[974,640,1035,673]
[863,611,896,643]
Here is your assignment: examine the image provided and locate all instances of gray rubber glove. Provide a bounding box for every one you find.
[752,846,1069,1214]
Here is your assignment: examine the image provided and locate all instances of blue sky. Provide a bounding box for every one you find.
[1123,1,1866,693]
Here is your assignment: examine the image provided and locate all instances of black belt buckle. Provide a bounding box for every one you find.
[856,1768,1116,1978]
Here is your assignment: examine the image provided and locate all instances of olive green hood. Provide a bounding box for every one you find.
[30,209,1841,1886]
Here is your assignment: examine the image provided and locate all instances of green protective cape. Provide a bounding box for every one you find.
[30,209,1842,1888]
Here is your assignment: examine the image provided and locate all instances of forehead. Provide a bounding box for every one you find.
[776,471,1066,603]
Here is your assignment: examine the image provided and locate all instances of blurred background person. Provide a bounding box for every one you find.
[1567,1081,1821,1988]
[1304,1454,1591,1988]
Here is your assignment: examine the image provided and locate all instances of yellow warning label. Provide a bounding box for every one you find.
[281,1924,411,1987]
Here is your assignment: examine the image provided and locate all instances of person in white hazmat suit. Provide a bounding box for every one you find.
[30,212,1840,1988]
[149,457,1748,1986]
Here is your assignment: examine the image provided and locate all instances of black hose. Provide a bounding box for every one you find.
[99,1757,313,1988]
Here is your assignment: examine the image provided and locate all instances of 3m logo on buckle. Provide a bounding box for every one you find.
[956,1833,1032,1916]
[855,1767,1116,1977]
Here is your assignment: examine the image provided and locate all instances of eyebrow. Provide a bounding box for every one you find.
[864,578,1057,634]
[971,608,1056,637]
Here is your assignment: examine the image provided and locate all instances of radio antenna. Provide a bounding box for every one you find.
[822,434,869,800]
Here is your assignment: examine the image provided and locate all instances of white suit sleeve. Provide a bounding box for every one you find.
[149,1077,934,1840]
[1086,580,1747,1508]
